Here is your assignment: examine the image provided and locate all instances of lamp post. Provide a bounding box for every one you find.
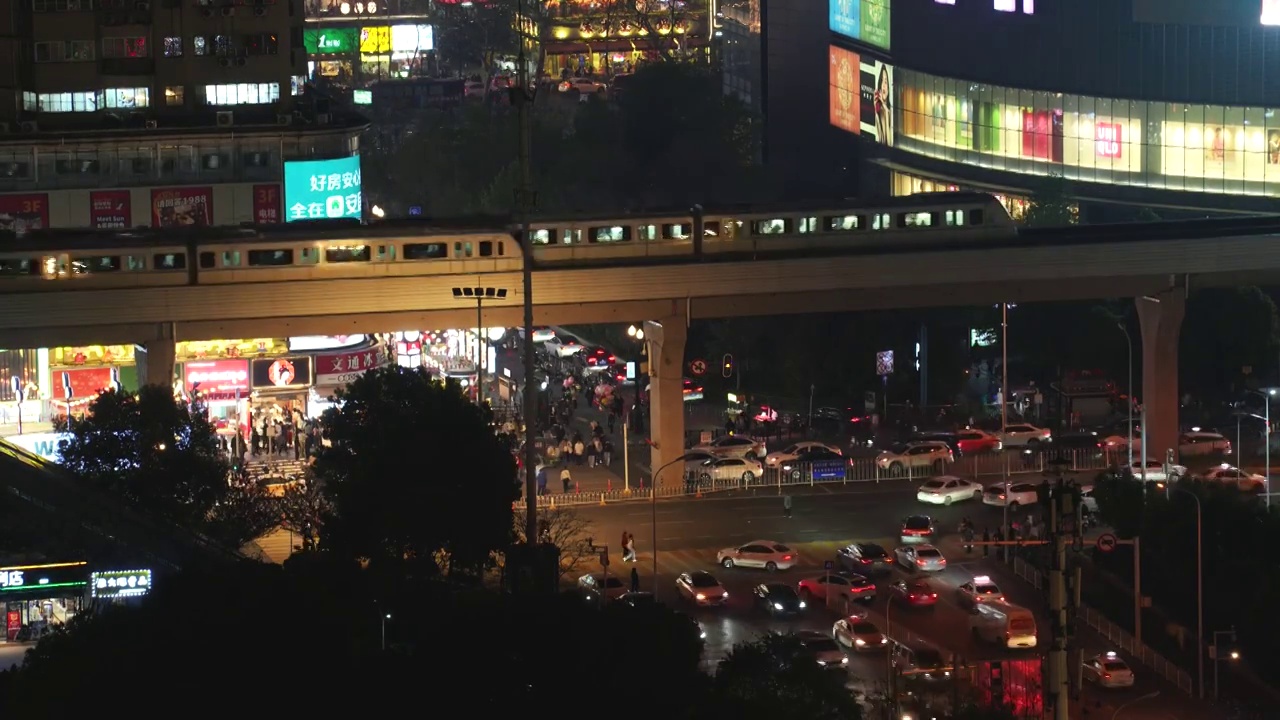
[1000,302,1011,545]
[649,453,691,585]
[1116,321,1134,470]
[381,612,391,651]
[1210,629,1239,700]
[624,324,648,494]
[1171,487,1204,698]
[1247,388,1274,508]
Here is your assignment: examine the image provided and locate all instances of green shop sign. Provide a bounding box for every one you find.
[304,28,358,55]
[860,0,890,50]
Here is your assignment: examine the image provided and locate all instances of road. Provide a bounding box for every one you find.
[573,482,1222,719]
[0,642,27,670]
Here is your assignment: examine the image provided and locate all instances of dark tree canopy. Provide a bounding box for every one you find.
[1181,286,1280,400]
[313,366,519,574]
[713,633,863,719]
[1022,174,1078,227]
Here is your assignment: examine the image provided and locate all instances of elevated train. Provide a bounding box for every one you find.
[0,192,1017,290]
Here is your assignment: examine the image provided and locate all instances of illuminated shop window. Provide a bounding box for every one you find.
[203,83,281,106]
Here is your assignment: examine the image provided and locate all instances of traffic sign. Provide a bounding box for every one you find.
[823,560,835,571]
[689,358,707,377]
[1096,533,1117,553]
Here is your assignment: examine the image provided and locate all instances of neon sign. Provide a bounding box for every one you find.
[1095,123,1123,158]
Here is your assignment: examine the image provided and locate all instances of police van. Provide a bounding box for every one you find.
[970,601,1038,648]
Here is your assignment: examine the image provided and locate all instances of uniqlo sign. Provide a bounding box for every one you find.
[315,348,387,385]
[1095,122,1123,158]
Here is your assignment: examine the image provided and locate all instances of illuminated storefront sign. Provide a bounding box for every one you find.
[283,155,362,222]
[1264,0,1280,25]
[1095,123,1122,158]
[993,0,1033,13]
[177,338,284,361]
[289,335,366,352]
[360,26,391,53]
[390,24,433,55]
[304,28,358,54]
[828,46,860,134]
[828,0,890,51]
[183,360,250,394]
[0,561,88,593]
[251,356,313,389]
[315,347,388,386]
[91,569,152,598]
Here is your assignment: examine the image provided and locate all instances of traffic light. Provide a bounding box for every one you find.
[722,354,734,378]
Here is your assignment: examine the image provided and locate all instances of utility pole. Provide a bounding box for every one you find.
[515,0,538,549]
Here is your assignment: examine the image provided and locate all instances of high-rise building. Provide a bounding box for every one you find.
[0,0,367,230]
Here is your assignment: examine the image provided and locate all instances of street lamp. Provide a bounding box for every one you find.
[1115,320,1135,470]
[452,286,509,408]
[381,612,391,651]
[627,324,644,341]
[1210,629,1239,699]
[1247,388,1275,508]
[1171,487,1204,698]
[999,302,1013,545]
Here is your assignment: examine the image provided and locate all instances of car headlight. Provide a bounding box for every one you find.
[699,630,707,639]
[696,593,706,600]
[855,639,866,646]
[841,657,849,664]
[880,638,888,644]
[774,602,783,610]
[799,601,807,609]
[722,591,728,598]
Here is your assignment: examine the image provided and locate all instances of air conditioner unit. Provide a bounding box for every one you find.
[145,119,158,129]
[276,113,292,125]
[252,5,264,14]
[218,57,232,67]
[235,56,246,66]
[220,5,233,14]
[18,121,38,133]
[216,110,234,127]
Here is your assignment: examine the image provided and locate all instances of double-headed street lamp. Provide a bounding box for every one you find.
[452,286,508,408]
[1247,388,1275,508]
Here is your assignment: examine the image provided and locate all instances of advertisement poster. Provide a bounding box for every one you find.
[303,27,358,54]
[859,59,894,145]
[315,347,388,386]
[253,184,281,224]
[251,356,313,389]
[0,193,49,236]
[284,155,362,222]
[829,46,860,135]
[89,190,132,230]
[183,360,249,394]
[860,0,890,50]
[56,367,118,403]
[151,187,212,228]
[6,611,19,642]
[829,0,861,41]
[360,26,391,53]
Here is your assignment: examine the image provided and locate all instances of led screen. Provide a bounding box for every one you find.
[284,155,363,222]
[829,0,890,50]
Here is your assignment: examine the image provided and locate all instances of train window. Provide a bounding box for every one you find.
[722,220,741,238]
[497,241,505,256]
[248,249,295,266]
[71,256,121,273]
[871,213,891,230]
[154,253,187,270]
[221,251,242,267]
[969,209,985,225]
[453,241,473,257]
[825,215,862,231]
[530,229,554,244]
[127,255,145,271]
[751,218,791,235]
[377,245,396,261]
[662,224,690,239]
[199,252,215,269]
[404,243,447,260]
[0,258,37,276]
[704,221,720,236]
[797,217,817,234]
[637,225,658,241]
[325,245,371,263]
[479,241,494,257]
[298,248,319,265]
[590,226,630,242]
[561,229,582,244]
[945,210,966,226]
[898,212,935,228]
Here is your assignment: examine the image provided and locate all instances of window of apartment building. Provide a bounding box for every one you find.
[193,36,208,56]
[32,0,92,11]
[21,92,35,111]
[290,75,305,96]
[102,87,149,109]
[54,155,101,175]
[34,40,94,62]
[163,37,182,57]
[164,85,184,106]
[37,91,98,112]
[243,33,278,55]
[102,36,148,58]
[0,151,33,180]
[203,82,280,106]
[213,35,232,55]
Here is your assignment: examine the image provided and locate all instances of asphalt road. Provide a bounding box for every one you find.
[0,642,26,669]
[573,482,1223,720]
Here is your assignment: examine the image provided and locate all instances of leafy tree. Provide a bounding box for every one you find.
[53,385,272,547]
[511,505,593,579]
[712,633,863,719]
[278,479,331,551]
[1021,175,1078,227]
[313,366,519,577]
[431,0,516,76]
[1180,286,1280,400]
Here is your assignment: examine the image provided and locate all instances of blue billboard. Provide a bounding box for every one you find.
[830,0,861,41]
[284,155,363,222]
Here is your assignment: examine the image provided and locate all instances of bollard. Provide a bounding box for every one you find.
[549,496,556,510]
[599,493,606,506]
[575,481,580,494]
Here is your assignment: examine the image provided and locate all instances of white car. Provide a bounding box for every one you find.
[1083,652,1135,688]
[833,616,888,651]
[876,442,953,475]
[1179,431,1231,456]
[915,475,983,505]
[543,335,584,357]
[956,575,1004,607]
[577,573,627,601]
[982,481,1040,508]
[717,540,797,571]
[676,571,728,606]
[681,450,718,471]
[693,434,766,460]
[1079,484,1099,513]
[558,77,606,94]
[999,423,1052,447]
[894,543,947,572]
[796,630,848,669]
[463,80,485,97]
[1201,465,1267,492]
[765,441,841,467]
[1124,459,1186,484]
[530,327,556,343]
[1102,429,1140,452]
[696,457,762,484]
[797,572,876,603]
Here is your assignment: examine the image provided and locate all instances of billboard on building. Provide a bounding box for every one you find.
[859,58,894,145]
[183,360,249,394]
[304,28,358,54]
[151,187,212,227]
[829,0,890,50]
[89,190,132,229]
[251,357,313,389]
[253,184,281,224]
[360,26,391,53]
[284,155,362,222]
[390,24,433,55]
[829,46,860,135]
[0,193,49,235]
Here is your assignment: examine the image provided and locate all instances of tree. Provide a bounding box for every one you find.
[511,505,593,579]
[431,0,516,76]
[53,385,271,547]
[1021,175,1078,227]
[278,479,332,551]
[712,633,863,719]
[1180,286,1280,401]
[312,366,519,577]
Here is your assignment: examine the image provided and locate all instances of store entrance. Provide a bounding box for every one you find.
[249,393,307,459]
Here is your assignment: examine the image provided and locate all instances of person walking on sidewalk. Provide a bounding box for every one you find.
[602,437,613,467]
[961,519,976,554]
[982,527,991,558]
[783,494,793,519]
[625,532,636,562]
[561,466,573,494]
[630,566,640,593]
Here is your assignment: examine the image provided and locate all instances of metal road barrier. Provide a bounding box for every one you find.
[1009,556,1195,696]
[513,449,1112,511]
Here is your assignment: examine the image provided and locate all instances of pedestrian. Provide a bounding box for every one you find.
[963,522,976,555]
[602,437,613,467]
[783,494,793,518]
[630,566,640,593]
[626,532,636,562]
[561,466,573,494]
[982,527,991,558]
[620,531,630,561]
[574,439,585,465]
[607,413,616,434]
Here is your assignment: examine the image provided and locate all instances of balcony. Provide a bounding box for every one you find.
[99,57,155,76]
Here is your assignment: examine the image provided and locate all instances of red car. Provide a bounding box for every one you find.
[888,579,938,607]
[956,429,1002,455]
[584,347,617,369]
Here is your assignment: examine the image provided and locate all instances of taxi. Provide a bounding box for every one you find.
[956,575,1004,607]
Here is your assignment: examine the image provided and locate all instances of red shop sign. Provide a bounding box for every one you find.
[183,360,249,394]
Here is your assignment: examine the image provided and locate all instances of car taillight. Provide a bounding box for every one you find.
[1102,673,1111,679]
[908,594,916,600]
[930,593,937,598]
[860,558,871,563]
[782,555,792,561]
[916,559,925,565]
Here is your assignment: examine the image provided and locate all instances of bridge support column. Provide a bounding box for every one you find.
[135,337,176,389]
[1136,290,1185,462]
[643,302,688,488]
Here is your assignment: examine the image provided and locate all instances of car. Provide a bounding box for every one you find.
[833,616,888,651]
[1083,652,1136,688]
[892,644,952,682]
[543,335,584,357]
[836,542,892,575]
[682,378,703,402]
[697,457,763,485]
[797,571,876,603]
[982,481,1040,508]
[999,423,1052,447]
[1123,459,1187,484]
[888,579,938,607]
[779,448,846,480]
[681,450,718,471]
[1040,431,1104,462]
[765,441,842,467]
[1079,484,1099,513]
[692,435,766,460]
[956,575,1004,607]
[528,327,556,343]
[577,573,627,602]
[676,571,728,606]
[876,442,954,475]
[753,582,805,615]
[1179,431,1232,456]
[900,515,937,543]
[796,630,848,668]
[916,475,983,505]
[717,540,797,571]
[956,429,1002,454]
[910,431,960,454]
[612,591,658,607]
[583,346,617,370]
[894,544,947,572]
[558,76,606,94]
[1201,464,1267,492]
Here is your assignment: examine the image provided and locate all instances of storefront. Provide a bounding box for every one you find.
[303,24,434,88]
[44,345,138,417]
[250,355,313,417]
[313,346,389,395]
[181,359,251,439]
[2,562,88,642]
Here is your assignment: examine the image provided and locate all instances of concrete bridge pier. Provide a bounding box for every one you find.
[643,301,688,488]
[135,327,177,389]
[1136,288,1186,463]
